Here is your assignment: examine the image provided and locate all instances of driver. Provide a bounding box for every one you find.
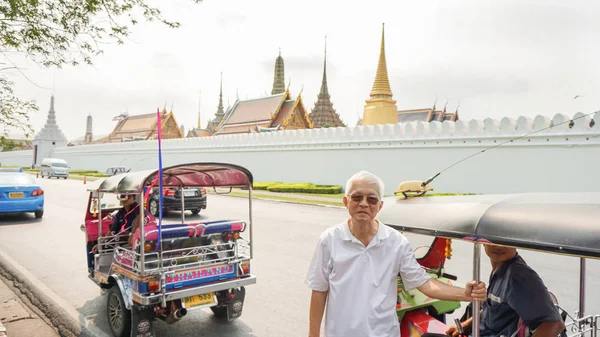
[107,194,141,238]
[445,245,565,337]
[305,170,487,337]
[91,194,141,254]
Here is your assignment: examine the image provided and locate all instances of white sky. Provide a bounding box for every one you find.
[8,0,600,140]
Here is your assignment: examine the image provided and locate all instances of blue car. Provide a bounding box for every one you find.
[0,172,44,218]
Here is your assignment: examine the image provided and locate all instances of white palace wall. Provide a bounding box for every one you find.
[1,112,599,195]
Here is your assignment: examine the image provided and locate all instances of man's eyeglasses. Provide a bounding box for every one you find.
[349,194,380,205]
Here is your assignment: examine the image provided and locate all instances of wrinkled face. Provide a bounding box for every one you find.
[343,180,383,223]
[484,244,517,264]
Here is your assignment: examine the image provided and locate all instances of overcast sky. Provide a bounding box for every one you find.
[8,0,600,140]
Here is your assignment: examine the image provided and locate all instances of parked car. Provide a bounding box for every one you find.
[40,158,69,179]
[0,172,44,218]
[104,166,128,176]
[148,186,207,216]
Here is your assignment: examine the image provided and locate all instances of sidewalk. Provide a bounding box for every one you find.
[0,275,59,337]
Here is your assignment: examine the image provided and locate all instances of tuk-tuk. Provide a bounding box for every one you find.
[379,188,600,337]
[82,162,256,337]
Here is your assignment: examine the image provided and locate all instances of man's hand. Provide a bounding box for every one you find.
[445,325,460,337]
[445,318,472,337]
[465,280,487,302]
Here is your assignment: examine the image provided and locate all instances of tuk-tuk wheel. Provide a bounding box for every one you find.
[107,286,131,337]
[210,305,228,319]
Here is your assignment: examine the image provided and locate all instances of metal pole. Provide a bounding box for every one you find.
[249,185,253,259]
[180,186,185,223]
[140,191,145,275]
[472,243,481,337]
[97,191,103,254]
[579,257,586,318]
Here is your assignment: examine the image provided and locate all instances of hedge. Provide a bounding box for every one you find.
[264,182,343,194]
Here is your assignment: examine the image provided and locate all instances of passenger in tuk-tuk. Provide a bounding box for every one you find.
[90,194,141,256]
[305,171,487,337]
[445,245,565,337]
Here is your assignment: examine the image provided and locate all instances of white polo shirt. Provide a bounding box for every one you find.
[305,220,430,337]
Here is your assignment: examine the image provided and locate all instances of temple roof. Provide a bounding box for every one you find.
[396,105,459,123]
[187,128,211,138]
[215,90,311,135]
[106,110,183,142]
[220,93,286,126]
[272,100,295,126]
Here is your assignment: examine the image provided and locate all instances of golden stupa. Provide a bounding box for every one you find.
[362,23,398,126]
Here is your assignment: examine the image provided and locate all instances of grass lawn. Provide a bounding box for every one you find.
[211,190,345,207]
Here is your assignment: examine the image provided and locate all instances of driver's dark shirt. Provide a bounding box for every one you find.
[109,202,140,234]
[480,253,561,337]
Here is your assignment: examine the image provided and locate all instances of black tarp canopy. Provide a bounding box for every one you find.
[378,192,600,259]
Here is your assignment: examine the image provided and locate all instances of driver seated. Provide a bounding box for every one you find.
[446,244,565,337]
[91,194,141,253]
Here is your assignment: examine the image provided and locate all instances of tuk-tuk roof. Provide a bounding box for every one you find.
[378,192,600,259]
[86,162,253,193]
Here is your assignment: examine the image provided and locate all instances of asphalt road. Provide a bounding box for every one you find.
[0,177,598,337]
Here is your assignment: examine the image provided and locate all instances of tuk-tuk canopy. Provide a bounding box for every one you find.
[378,192,600,259]
[86,162,253,194]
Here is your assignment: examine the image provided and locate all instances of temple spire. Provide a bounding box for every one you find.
[271,49,285,95]
[309,35,345,128]
[197,91,202,129]
[361,23,398,126]
[319,35,330,97]
[215,72,225,121]
[369,23,393,99]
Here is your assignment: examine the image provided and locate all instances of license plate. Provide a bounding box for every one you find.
[9,192,23,199]
[183,190,196,197]
[182,293,216,309]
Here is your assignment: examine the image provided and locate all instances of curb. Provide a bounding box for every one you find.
[0,248,110,337]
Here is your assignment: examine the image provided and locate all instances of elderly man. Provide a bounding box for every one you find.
[306,171,487,337]
[445,245,565,337]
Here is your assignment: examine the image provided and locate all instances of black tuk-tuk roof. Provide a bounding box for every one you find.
[378,192,600,259]
[87,162,254,193]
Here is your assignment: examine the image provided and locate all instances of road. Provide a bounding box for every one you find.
[0,177,598,337]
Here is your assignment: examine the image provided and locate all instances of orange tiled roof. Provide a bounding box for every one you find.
[222,94,285,125]
[272,100,295,126]
[218,122,271,135]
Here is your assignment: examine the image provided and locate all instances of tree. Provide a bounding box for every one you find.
[0,0,201,149]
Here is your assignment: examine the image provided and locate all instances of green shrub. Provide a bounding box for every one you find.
[70,170,100,175]
[266,183,342,194]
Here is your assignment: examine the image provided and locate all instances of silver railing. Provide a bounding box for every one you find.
[564,313,597,337]
[109,233,250,276]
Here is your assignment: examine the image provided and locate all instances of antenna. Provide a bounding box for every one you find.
[421,109,600,187]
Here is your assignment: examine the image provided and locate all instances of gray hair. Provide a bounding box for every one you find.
[345,171,385,198]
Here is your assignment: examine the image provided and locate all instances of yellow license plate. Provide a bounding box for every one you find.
[182,293,215,308]
[9,192,23,199]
